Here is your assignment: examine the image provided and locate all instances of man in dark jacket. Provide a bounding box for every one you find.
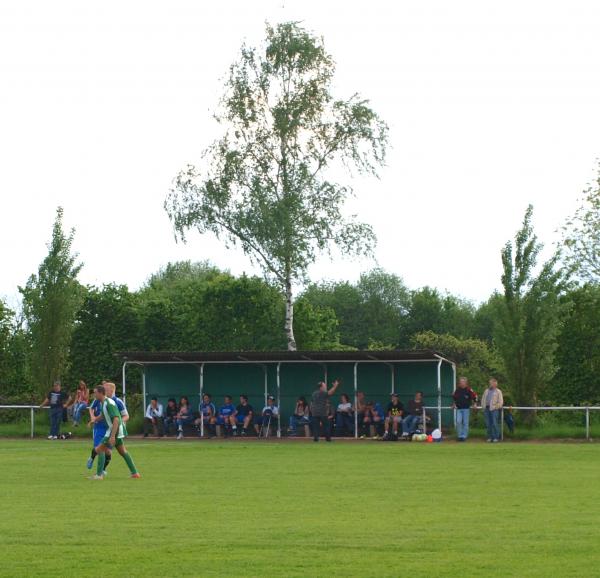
[452,377,478,441]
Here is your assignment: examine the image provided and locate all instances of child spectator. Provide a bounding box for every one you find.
[383,393,404,440]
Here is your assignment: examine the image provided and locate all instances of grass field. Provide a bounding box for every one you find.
[1,439,600,577]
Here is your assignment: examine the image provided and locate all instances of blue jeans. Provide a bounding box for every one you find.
[50,408,62,437]
[402,415,420,435]
[73,402,87,424]
[288,414,309,434]
[176,415,194,431]
[456,408,471,439]
[484,408,500,441]
[335,413,354,435]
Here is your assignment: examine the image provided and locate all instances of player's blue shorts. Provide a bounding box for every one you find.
[93,427,108,447]
[216,416,232,425]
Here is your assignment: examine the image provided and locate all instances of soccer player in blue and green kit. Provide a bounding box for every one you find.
[91,384,140,480]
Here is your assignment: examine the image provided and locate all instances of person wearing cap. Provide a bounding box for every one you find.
[143,397,164,437]
[310,379,341,442]
[383,393,404,440]
[254,395,279,437]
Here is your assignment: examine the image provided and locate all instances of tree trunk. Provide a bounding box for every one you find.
[284,279,297,351]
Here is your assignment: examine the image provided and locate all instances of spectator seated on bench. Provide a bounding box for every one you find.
[216,395,237,437]
[143,397,164,437]
[335,393,355,436]
[175,396,194,440]
[383,393,404,441]
[234,395,254,436]
[163,398,178,436]
[360,400,385,439]
[255,395,279,437]
[401,391,426,438]
[288,396,310,436]
[194,393,217,438]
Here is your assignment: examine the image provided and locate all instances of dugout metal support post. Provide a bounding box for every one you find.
[199,363,205,437]
[30,407,34,438]
[276,362,281,438]
[436,358,442,429]
[353,362,358,439]
[142,368,146,418]
[586,407,590,440]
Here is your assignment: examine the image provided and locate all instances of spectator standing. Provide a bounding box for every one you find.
[402,391,425,437]
[163,398,178,436]
[143,397,164,437]
[235,395,254,436]
[310,379,340,442]
[452,377,478,441]
[481,378,504,443]
[70,381,89,427]
[335,393,355,436]
[288,396,310,436]
[383,393,404,440]
[176,396,194,440]
[41,381,70,440]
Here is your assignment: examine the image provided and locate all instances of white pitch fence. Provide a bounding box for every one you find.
[0,405,49,438]
[425,405,600,440]
[1,404,600,440]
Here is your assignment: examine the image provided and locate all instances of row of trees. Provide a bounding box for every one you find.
[1,185,600,407]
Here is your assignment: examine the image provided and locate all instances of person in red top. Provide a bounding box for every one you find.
[452,377,478,441]
[70,381,89,427]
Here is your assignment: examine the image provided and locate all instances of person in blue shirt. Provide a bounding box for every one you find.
[195,393,217,438]
[86,395,111,474]
[217,395,237,437]
[360,400,385,439]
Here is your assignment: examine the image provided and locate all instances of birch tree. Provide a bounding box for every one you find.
[165,22,388,350]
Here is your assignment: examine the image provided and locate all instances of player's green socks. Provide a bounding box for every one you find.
[96,452,106,476]
[122,452,137,474]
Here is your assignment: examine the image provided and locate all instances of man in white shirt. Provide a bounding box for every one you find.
[143,397,164,437]
[254,395,279,437]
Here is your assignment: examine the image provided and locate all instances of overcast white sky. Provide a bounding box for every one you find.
[1,0,599,308]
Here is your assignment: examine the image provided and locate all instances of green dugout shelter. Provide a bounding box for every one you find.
[119,350,456,437]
